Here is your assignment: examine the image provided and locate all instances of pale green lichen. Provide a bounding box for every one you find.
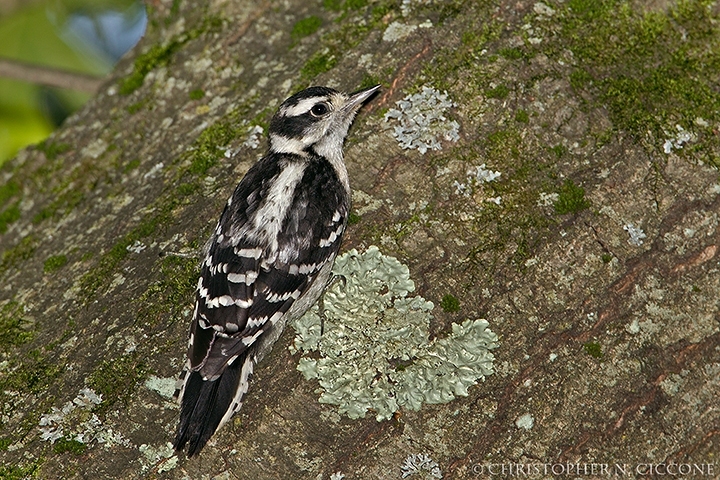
[290,246,498,421]
[139,442,178,473]
[38,388,131,449]
[144,375,177,400]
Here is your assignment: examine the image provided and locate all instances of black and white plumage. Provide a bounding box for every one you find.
[173,84,380,456]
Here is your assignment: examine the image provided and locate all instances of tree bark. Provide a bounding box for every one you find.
[0,0,718,479]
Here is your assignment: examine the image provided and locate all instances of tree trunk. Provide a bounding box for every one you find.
[1,0,718,478]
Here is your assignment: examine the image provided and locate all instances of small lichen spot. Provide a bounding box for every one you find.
[382,20,432,42]
[139,442,178,473]
[623,223,647,246]
[243,125,265,149]
[385,86,460,154]
[401,453,442,479]
[515,413,535,430]
[663,124,695,154]
[144,375,177,400]
[469,164,501,184]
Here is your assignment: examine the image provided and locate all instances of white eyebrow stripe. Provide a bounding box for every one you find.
[280,96,329,117]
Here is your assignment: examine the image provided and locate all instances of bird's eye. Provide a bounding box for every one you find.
[310,103,329,117]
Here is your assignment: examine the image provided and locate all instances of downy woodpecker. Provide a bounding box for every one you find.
[174,84,380,456]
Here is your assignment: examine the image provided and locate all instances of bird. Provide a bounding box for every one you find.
[173,84,380,456]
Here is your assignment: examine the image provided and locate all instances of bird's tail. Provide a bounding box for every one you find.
[173,351,255,457]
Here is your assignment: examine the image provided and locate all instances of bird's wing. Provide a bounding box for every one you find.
[174,155,348,456]
[190,156,348,380]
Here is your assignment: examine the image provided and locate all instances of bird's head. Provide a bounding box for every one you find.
[268,85,380,158]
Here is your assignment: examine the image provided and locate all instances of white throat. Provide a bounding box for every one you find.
[269,134,309,157]
[313,133,350,194]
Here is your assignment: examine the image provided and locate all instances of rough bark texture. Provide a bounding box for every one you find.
[1,0,718,479]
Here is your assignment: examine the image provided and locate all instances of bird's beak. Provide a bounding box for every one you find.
[343,84,381,114]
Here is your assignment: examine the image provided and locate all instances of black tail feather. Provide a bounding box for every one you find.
[174,354,246,457]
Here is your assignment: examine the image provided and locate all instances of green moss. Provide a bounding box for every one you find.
[421,6,502,94]
[499,47,523,60]
[514,109,529,123]
[137,254,197,327]
[323,0,343,11]
[583,341,603,358]
[485,129,521,161]
[126,100,147,114]
[177,181,201,197]
[555,0,720,165]
[440,294,461,313]
[347,212,361,225]
[569,69,592,90]
[78,112,236,300]
[359,74,381,91]
[0,460,42,480]
[119,41,182,95]
[567,0,609,18]
[53,437,87,455]
[601,253,613,263]
[0,180,20,207]
[118,15,223,95]
[32,209,51,224]
[189,88,205,100]
[345,0,367,9]
[36,140,70,161]
[1,354,62,394]
[292,16,323,43]
[554,179,590,215]
[296,1,396,87]
[0,235,37,276]
[78,198,177,298]
[188,121,237,175]
[397,125,554,278]
[0,438,10,451]
[0,301,34,347]
[32,188,84,224]
[168,0,182,19]
[300,51,338,80]
[550,144,568,158]
[88,354,150,414]
[78,243,130,297]
[43,254,68,274]
[486,84,510,99]
[325,0,368,14]
[0,203,20,233]
[122,158,141,173]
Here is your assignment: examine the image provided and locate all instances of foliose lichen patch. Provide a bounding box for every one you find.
[38,388,130,448]
[290,246,498,421]
[401,453,442,479]
[384,86,460,154]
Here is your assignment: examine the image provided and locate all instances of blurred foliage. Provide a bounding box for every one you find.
[0,0,145,164]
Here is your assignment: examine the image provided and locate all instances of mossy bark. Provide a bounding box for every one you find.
[0,0,718,478]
